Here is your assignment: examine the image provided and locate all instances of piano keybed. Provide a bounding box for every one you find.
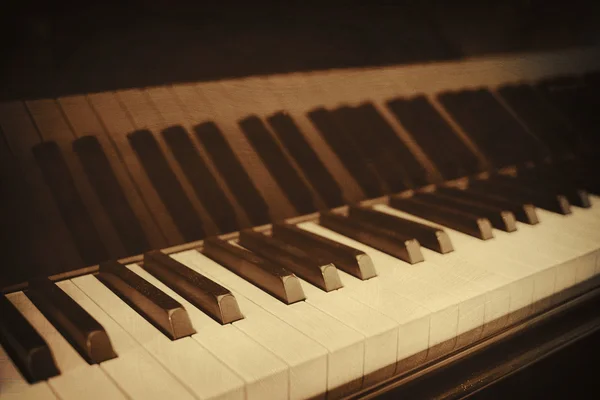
[1,47,600,400]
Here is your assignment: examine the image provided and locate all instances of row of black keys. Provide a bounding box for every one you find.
[2,161,597,384]
[19,74,599,282]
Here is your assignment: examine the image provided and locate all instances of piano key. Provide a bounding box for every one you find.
[437,89,544,166]
[126,264,291,400]
[0,102,84,276]
[347,206,454,254]
[238,229,343,292]
[375,203,599,311]
[173,251,366,398]
[143,250,243,324]
[284,270,400,387]
[307,107,385,198]
[6,292,127,399]
[97,260,196,340]
[267,112,345,207]
[69,275,241,400]
[31,141,110,266]
[386,95,481,179]
[271,222,377,280]
[389,196,494,239]
[146,86,242,234]
[0,345,57,400]
[72,136,152,255]
[320,211,424,264]
[127,129,206,241]
[27,99,129,260]
[414,191,517,232]
[331,106,409,193]
[354,103,430,188]
[495,84,577,157]
[58,95,166,251]
[203,236,306,304]
[193,121,271,226]
[436,186,539,225]
[87,92,183,245]
[25,278,117,364]
[468,177,572,215]
[0,296,59,382]
[161,125,240,233]
[492,171,591,209]
[239,115,317,214]
[296,223,487,362]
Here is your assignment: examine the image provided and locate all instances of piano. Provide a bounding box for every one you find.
[1,2,600,399]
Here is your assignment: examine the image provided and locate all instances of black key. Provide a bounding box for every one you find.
[347,206,454,254]
[308,107,384,198]
[161,126,239,234]
[468,178,571,215]
[143,250,243,324]
[238,230,343,292]
[267,112,344,208]
[32,141,108,266]
[355,103,430,188]
[389,196,494,240]
[0,295,60,382]
[319,212,424,264]
[415,191,517,232]
[193,122,270,226]
[97,261,196,340]
[437,89,544,167]
[332,106,409,193]
[386,95,481,179]
[496,84,577,158]
[508,168,591,208]
[272,222,377,280]
[203,237,306,304]
[26,277,117,364]
[128,129,205,242]
[73,136,151,256]
[436,186,539,225]
[239,116,316,214]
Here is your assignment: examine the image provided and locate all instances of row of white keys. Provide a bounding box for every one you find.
[172,251,366,399]
[69,274,244,400]
[127,262,286,399]
[374,205,567,315]
[5,292,127,400]
[375,202,600,315]
[283,272,398,386]
[0,345,57,400]
[297,222,498,359]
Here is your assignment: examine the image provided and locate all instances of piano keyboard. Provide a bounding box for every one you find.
[1,47,600,399]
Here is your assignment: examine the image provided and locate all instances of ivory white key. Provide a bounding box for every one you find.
[0,345,57,400]
[131,261,328,400]
[291,277,399,386]
[71,274,244,400]
[374,205,564,312]
[172,251,366,399]
[297,223,495,357]
[5,292,127,400]
[376,204,598,312]
[124,264,290,400]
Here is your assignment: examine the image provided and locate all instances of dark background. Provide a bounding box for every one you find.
[1,1,598,100]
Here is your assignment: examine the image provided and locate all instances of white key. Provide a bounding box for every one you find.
[71,274,243,400]
[0,345,57,400]
[5,292,126,400]
[295,278,398,386]
[296,224,460,339]
[124,264,289,400]
[173,251,366,399]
